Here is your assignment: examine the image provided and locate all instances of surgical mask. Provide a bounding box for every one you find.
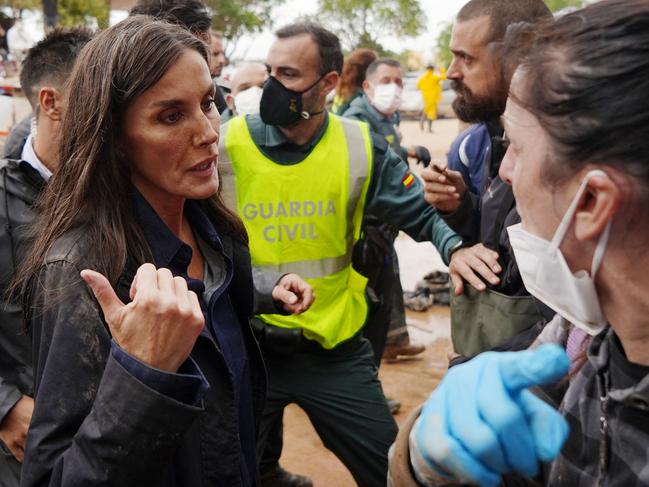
[259,75,324,127]
[233,85,263,117]
[371,83,402,115]
[507,170,612,335]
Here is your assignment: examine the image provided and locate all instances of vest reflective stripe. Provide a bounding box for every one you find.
[252,252,352,279]
[219,115,374,348]
[218,122,237,210]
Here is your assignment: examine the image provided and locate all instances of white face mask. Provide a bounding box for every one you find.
[371,83,402,115]
[233,85,263,116]
[507,169,612,335]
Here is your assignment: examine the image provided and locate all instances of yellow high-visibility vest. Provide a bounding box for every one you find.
[219,115,374,349]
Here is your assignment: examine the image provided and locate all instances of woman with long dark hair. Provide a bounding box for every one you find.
[389,1,649,485]
[14,16,312,486]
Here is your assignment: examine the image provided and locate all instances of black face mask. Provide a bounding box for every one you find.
[260,75,325,127]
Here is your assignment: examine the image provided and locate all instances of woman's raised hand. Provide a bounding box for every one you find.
[81,263,204,373]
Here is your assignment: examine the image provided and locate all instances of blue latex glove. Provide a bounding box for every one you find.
[415,344,570,487]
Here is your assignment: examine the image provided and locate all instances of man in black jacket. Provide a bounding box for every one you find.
[0,28,93,486]
[421,0,554,360]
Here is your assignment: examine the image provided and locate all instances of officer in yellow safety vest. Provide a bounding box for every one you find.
[218,22,492,487]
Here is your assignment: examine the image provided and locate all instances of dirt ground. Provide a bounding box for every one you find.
[279,118,463,486]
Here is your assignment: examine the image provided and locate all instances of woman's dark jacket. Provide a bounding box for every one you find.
[20,214,270,486]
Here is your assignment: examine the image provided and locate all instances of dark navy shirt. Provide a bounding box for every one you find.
[112,191,256,485]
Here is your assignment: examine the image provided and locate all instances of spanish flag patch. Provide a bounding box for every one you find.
[402,173,415,188]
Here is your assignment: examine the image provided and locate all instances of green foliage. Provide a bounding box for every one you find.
[206,0,283,51]
[58,0,109,28]
[545,0,584,11]
[317,0,426,50]
[0,0,109,28]
[435,22,452,69]
[0,0,40,17]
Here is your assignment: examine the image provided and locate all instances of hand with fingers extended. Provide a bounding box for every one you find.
[449,243,502,295]
[415,345,570,487]
[422,163,467,213]
[272,273,315,314]
[80,263,205,373]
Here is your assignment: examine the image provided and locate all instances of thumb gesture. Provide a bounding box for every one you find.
[80,269,126,334]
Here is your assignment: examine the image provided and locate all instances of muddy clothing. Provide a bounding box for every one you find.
[21,195,272,487]
[0,151,45,485]
[389,319,649,487]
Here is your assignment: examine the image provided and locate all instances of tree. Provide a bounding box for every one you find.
[545,0,583,11]
[0,0,108,28]
[58,0,108,28]
[205,0,284,57]
[317,0,426,51]
[0,0,41,18]
[436,22,452,69]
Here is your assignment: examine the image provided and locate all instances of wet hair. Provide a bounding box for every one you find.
[512,0,649,186]
[275,22,343,75]
[20,27,93,109]
[336,48,377,103]
[365,58,402,80]
[13,16,247,306]
[457,0,551,45]
[130,0,211,34]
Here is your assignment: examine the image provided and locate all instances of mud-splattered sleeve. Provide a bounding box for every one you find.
[22,260,203,487]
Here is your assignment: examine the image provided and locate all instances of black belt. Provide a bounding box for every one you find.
[251,318,362,356]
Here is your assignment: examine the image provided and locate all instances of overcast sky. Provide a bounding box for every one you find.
[229,0,469,61]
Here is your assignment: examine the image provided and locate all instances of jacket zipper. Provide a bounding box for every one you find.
[598,369,610,486]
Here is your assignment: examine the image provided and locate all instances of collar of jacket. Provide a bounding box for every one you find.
[1,159,46,203]
[130,189,227,273]
[589,329,649,410]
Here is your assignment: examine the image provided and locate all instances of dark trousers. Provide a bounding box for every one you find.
[258,336,398,487]
[355,223,409,366]
[0,449,21,487]
[363,246,409,365]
